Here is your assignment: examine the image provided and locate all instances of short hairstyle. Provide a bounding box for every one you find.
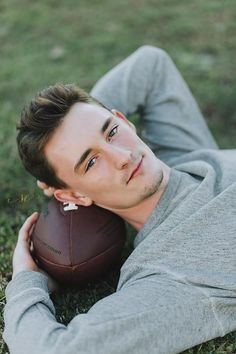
[17,83,107,188]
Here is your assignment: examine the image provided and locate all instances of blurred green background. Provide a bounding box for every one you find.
[0,0,236,353]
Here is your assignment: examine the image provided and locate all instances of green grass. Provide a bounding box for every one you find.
[0,0,236,353]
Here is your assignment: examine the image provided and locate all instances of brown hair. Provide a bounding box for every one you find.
[17,83,107,188]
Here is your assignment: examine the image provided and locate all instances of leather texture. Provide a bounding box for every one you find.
[32,198,126,287]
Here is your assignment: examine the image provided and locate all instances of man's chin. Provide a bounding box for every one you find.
[139,169,165,199]
[93,171,165,211]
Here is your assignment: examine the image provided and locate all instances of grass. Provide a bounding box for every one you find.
[0,0,236,353]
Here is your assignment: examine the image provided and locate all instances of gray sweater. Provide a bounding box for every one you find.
[3,148,236,354]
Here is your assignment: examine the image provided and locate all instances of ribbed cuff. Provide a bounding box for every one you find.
[5,271,49,301]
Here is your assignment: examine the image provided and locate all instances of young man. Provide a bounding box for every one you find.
[3,45,236,354]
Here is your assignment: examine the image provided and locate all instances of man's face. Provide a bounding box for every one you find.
[45,102,166,211]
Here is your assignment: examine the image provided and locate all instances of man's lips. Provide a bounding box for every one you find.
[127,157,143,184]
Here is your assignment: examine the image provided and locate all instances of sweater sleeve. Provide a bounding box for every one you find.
[3,270,116,354]
[3,270,139,354]
[3,268,224,354]
[3,270,149,354]
[3,271,66,353]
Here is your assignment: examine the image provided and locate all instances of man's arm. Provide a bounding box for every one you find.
[90,45,218,165]
[3,269,224,354]
[3,213,226,354]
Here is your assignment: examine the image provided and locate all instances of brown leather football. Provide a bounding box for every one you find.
[31,198,126,287]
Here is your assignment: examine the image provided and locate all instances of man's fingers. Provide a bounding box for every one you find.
[18,212,39,242]
[30,241,39,263]
[37,180,55,197]
[28,218,38,237]
[43,187,55,197]
[29,241,34,253]
[37,180,48,189]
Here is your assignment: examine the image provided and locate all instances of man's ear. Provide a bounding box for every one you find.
[111,109,136,133]
[53,189,93,207]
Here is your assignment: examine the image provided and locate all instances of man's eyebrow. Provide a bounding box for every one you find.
[74,116,113,172]
[100,116,113,134]
[74,148,93,173]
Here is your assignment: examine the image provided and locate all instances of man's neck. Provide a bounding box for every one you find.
[113,166,170,231]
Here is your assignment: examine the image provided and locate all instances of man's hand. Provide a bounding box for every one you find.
[12,212,40,278]
[12,212,59,293]
[37,180,55,197]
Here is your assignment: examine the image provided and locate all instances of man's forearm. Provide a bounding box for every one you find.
[3,271,67,354]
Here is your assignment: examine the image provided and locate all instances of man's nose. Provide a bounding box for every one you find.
[104,144,133,170]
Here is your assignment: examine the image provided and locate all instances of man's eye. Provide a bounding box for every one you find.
[108,125,118,140]
[85,157,96,172]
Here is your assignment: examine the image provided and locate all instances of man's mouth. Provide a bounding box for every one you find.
[127,157,143,184]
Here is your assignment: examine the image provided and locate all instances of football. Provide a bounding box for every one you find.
[31,198,127,287]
